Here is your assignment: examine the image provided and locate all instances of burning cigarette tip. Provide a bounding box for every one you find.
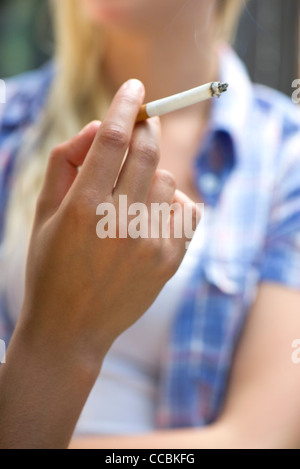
[218,82,229,93]
[211,82,229,98]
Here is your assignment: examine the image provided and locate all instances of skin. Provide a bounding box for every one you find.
[0,80,197,449]
[0,0,300,449]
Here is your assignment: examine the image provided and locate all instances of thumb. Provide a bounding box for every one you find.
[36,121,101,220]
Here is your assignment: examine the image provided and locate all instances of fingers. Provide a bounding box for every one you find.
[173,189,202,233]
[114,117,161,203]
[76,79,145,196]
[144,170,176,240]
[147,170,177,206]
[169,189,202,251]
[37,121,101,218]
[148,179,201,249]
[145,174,201,276]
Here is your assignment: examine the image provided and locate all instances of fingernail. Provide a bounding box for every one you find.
[79,120,101,135]
[123,79,144,93]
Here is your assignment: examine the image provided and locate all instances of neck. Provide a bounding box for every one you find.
[103,7,219,104]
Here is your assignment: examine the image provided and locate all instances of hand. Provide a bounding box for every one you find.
[0,80,199,448]
[19,79,199,368]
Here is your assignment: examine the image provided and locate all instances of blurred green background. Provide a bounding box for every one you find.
[0,0,299,95]
[0,0,52,77]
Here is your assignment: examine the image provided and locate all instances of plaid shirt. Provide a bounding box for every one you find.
[1,47,300,429]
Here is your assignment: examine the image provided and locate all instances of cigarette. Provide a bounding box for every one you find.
[136,82,228,122]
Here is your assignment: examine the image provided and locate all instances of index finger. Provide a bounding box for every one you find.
[75,79,145,196]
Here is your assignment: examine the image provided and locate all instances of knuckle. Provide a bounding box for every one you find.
[100,123,129,149]
[156,170,176,190]
[135,141,160,168]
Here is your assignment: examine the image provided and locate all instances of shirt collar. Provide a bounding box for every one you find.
[195,45,253,206]
[210,44,253,150]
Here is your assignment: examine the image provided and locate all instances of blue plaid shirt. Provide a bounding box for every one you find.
[1,46,300,429]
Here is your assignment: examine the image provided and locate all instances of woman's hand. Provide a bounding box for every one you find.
[20,80,196,370]
[20,79,197,365]
[0,79,198,448]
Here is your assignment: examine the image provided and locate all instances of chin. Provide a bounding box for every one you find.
[81,0,162,34]
[82,0,139,29]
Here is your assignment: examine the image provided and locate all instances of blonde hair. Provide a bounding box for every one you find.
[218,0,245,42]
[2,0,244,267]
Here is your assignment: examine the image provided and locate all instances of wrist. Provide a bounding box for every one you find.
[18,301,110,383]
[0,320,105,448]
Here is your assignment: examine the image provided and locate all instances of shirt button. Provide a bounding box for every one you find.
[198,173,221,195]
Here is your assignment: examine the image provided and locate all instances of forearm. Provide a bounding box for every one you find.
[0,324,102,449]
[69,424,244,450]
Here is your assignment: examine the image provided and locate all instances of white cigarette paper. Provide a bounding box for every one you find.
[136,82,228,122]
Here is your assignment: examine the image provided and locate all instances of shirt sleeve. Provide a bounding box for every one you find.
[259,132,300,290]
